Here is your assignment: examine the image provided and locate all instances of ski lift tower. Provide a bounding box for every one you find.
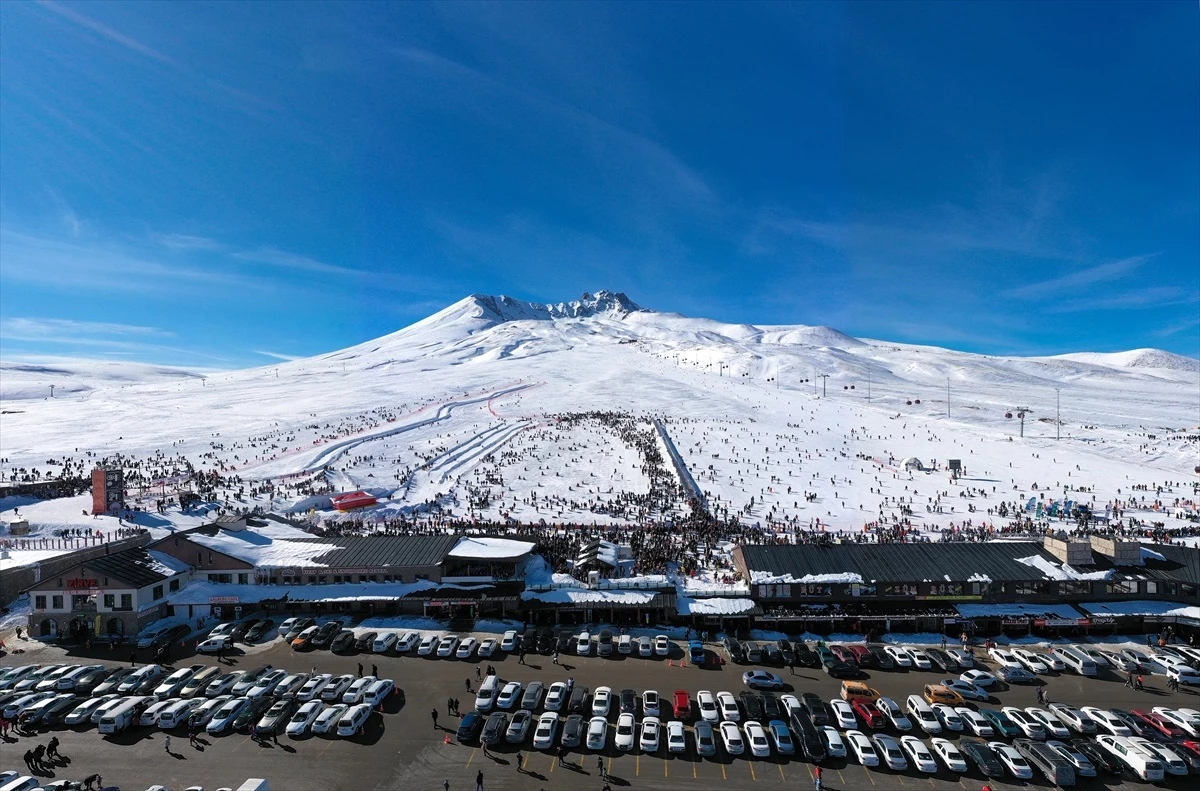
[1009,407,1033,438]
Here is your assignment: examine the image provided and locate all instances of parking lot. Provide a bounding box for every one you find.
[2,631,1199,791]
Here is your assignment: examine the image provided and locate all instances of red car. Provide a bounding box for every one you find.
[830,645,858,667]
[1130,710,1186,739]
[1179,741,1200,760]
[672,690,691,719]
[850,698,884,729]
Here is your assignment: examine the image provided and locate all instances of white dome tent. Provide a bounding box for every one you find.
[901,457,925,471]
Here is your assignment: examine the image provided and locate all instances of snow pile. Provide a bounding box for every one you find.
[448,536,535,559]
[186,522,340,568]
[1076,600,1200,620]
[1015,555,1114,581]
[520,588,658,605]
[145,550,192,577]
[750,570,864,585]
[677,595,757,615]
[966,573,993,583]
[1139,546,1168,562]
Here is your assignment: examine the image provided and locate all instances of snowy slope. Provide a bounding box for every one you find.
[1,290,1196,538]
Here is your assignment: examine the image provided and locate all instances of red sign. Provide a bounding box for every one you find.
[67,579,98,589]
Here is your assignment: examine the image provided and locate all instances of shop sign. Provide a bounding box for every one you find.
[209,596,240,604]
[67,579,98,589]
[916,595,982,601]
[1002,617,1030,626]
[1035,618,1079,627]
[1085,615,1115,625]
[944,618,958,625]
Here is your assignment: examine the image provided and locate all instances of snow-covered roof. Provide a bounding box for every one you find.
[750,570,864,585]
[677,596,757,615]
[1075,600,1200,620]
[185,522,342,568]
[955,602,1083,619]
[448,536,536,559]
[168,579,490,605]
[520,588,658,605]
[1015,554,1114,581]
[145,550,192,577]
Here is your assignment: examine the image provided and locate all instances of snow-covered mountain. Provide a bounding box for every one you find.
[1,291,1196,533]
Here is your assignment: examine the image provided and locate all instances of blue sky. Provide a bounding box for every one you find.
[1,0,1196,368]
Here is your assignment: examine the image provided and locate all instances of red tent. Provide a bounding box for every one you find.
[330,491,377,511]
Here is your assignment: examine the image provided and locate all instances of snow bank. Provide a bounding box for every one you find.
[1076,600,1200,620]
[519,588,658,605]
[1015,555,1114,581]
[677,596,757,616]
[1140,546,1168,562]
[448,536,535,559]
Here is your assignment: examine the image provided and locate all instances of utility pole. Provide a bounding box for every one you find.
[49,385,54,398]
[818,374,829,397]
[1056,388,1061,441]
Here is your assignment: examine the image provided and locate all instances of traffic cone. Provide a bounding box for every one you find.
[444,733,451,745]
[680,657,687,668]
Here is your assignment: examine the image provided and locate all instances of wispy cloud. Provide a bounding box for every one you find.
[0,315,230,363]
[1003,254,1156,299]
[154,233,226,252]
[1154,317,1200,338]
[37,0,178,66]
[232,246,367,276]
[1044,286,1198,314]
[1,317,173,340]
[253,350,302,361]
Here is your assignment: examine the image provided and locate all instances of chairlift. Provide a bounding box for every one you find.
[906,400,912,406]
[1005,412,1013,419]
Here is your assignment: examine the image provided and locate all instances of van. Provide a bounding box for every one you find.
[922,684,964,706]
[839,681,880,703]
[1020,740,1076,786]
[99,697,147,734]
[363,679,394,708]
[1100,735,1164,781]
[1054,646,1097,677]
[337,702,372,737]
[475,675,500,711]
[157,699,200,729]
[617,634,633,655]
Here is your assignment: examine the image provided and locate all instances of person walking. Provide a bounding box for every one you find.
[164,735,171,753]
[372,664,378,677]
[557,745,568,766]
[23,750,34,771]
[447,697,454,716]
[357,663,364,678]
[789,654,798,676]
[32,744,46,769]
[453,698,460,716]
[475,770,484,791]
[515,750,523,773]
[598,755,606,779]
[47,735,61,759]
[189,724,198,747]
[431,708,439,729]
[814,764,823,791]
[476,666,482,681]
[465,677,472,693]
[553,650,559,665]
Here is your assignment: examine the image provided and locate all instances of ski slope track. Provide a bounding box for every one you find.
[2,290,1197,535]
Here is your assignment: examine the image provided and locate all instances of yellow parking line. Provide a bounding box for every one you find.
[636,754,640,776]
[607,756,613,777]
[865,767,876,785]
[320,739,337,756]
[464,748,476,768]
[777,764,786,781]
[720,762,727,780]
[692,759,697,778]
[547,754,555,774]
[838,770,846,785]
[664,755,669,777]
[747,761,756,781]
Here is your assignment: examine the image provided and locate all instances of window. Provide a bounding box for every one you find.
[169,579,180,592]
[238,573,248,585]
[1106,580,1138,595]
[197,552,202,564]
[120,594,132,609]
[1165,582,1179,596]
[104,594,115,608]
[103,577,109,586]
[1144,581,1158,594]
[316,576,327,585]
[152,585,164,600]
[1059,581,1090,596]
[208,573,233,584]
[35,595,46,610]
[52,595,64,609]
[57,578,63,587]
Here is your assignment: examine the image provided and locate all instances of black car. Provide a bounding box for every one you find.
[355,632,378,651]
[132,675,162,695]
[481,712,508,746]
[245,619,275,642]
[568,686,589,714]
[521,628,538,653]
[723,637,746,664]
[229,621,253,642]
[959,739,1005,777]
[762,643,783,665]
[866,646,896,670]
[310,621,343,649]
[760,692,782,720]
[925,648,959,672]
[331,629,356,653]
[456,711,484,744]
[537,629,555,655]
[793,642,820,668]
[1070,738,1122,774]
[555,631,573,654]
[777,639,796,665]
[739,692,764,721]
[1108,708,1148,738]
[283,618,315,642]
[790,709,826,762]
[619,688,637,714]
[745,643,764,664]
[232,696,274,732]
[74,667,114,695]
[38,695,83,727]
[800,693,830,727]
[561,714,585,747]
[822,657,857,679]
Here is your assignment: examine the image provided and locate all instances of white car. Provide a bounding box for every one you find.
[396,632,421,653]
[905,695,941,734]
[158,697,203,729]
[1001,707,1046,739]
[954,707,993,737]
[941,678,988,701]
[876,697,912,731]
[497,681,523,710]
[619,715,638,753]
[456,638,478,659]
[931,704,963,731]
[697,690,720,723]
[846,729,879,766]
[372,633,398,653]
[533,712,558,749]
[544,682,568,712]
[741,671,784,690]
[988,647,1021,667]
[821,726,846,758]
[666,720,686,753]
[960,669,997,688]
[1038,651,1066,671]
[1154,706,1200,737]
[206,671,244,698]
[436,635,460,657]
[1011,649,1051,674]
[989,741,1033,779]
[1046,739,1098,777]
[477,639,497,658]
[336,702,372,737]
[592,686,612,716]
[906,648,933,670]
[342,676,377,705]
[947,648,975,668]
[654,635,671,656]
[312,703,347,736]
[640,716,662,752]
[154,665,204,699]
[779,694,802,715]
[320,675,355,702]
[196,636,233,654]
[206,696,249,734]
[745,721,772,757]
[586,716,608,750]
[1167,665,1200,685]
[500,631,518,652]
[1081,706,1132,736]
[297,674,332,702]
[1131,738,1188,776]
[1048,702,1097,734]
[641,689,660,718]
[247,669,289,700]
[884,646,913,667]
[638,636,654,657]
[273,673,308,700]
[830,699,858,729]
[716,691,740,722]
[417,635,439,656]
[64,694,119,727]
[138,698,176,727]
[1098,650,1137,672]
[576,632,592,656]
[2,692,53,720]
[872,733,908,770]
[1025,707,1070,738]
[718,720,744,755]
[286,700,323,737]
[930,737,968,773]
[900,735,938,773]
